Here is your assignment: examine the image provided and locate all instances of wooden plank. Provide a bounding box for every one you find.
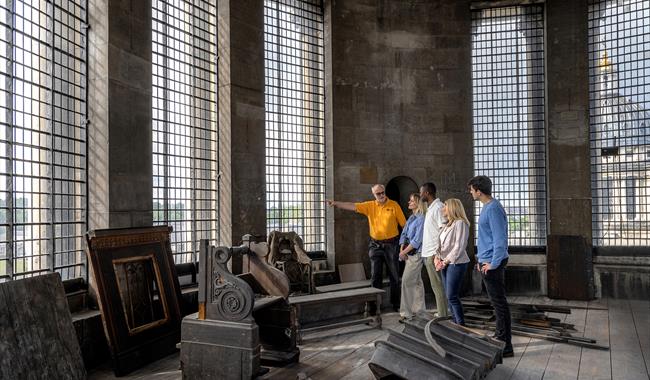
[578,308,611,380]
[262,323,387,379]
[588,297,608,309]
[309,336,379,380]
[550,298,569,306]
[485,334,532,380]
[629,299,650,377]
[608,299,648,380]
[289,287,384,304]
[88,352,181,380]
[566,299,589,309]
[337,360,375,380]
[316,280,371,293]
[510,298,558,380]
[510,337,555,380]
[565,307,588,337]
[263,312,399,379]
[510,295,525,304]
[542,311,582,380]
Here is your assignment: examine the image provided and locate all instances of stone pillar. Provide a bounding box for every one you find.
[545,0,593,298]
[217,0,267,247]
[88,0,153,229]
[546,0,592,238]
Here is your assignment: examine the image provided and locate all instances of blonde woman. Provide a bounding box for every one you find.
[435,198,470,325]
[397,193,427,322]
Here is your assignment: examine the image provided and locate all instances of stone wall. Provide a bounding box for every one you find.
[326,0,475,273]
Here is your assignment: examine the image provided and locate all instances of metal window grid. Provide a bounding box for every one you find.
[152,0,219,264]
[588,0,650,247]
[471,6,547,247]
[0,0,88,282]
[264,0,326,252]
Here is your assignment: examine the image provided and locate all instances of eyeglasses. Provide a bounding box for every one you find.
[374,191,385,196]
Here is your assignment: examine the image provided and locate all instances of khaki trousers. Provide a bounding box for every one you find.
[399,252,426,318]
[423,255,449,317]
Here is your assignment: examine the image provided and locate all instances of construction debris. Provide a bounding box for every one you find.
[462,299,609,350]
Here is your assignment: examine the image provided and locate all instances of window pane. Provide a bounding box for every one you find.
[471,5,547,247]
[264,0,326,252]
[152,0,219,264]
[0,0,88,282]
[588,0,650,247]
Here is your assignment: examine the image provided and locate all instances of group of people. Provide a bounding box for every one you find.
[326,175,514,357]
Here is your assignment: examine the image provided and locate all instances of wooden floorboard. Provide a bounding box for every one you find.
[485,334,531,380]
[542,310,582,380]
[630,299,650,378]
[338,360,375,380]
[566,299,589,309]
[608,299,649,380]
[588,297,609,309]
[262,312,399,380]
[578,307,611,380]
[510,335,555,379]
[86,298,649,380]
[262,326,387,379]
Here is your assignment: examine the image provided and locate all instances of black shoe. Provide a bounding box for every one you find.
[502,347,514,358]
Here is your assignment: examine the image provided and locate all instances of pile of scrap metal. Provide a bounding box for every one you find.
[180,235,299,380]
[462,299,608,350]
[369,314,505,379]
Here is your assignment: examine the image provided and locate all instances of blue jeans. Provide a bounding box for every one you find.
[480,258,512,349]
[441,262,468,325]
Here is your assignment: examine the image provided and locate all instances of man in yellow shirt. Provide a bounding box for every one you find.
[327,184,407,312]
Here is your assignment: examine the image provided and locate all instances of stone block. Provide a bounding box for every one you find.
[108,0,151,61]
[180,314,260,380]
[359,166,378,184]
[0,274,86,380]
[108,46,151,92]
[548,198,592,237]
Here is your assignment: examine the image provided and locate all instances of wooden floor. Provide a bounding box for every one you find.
[88,297,650,380]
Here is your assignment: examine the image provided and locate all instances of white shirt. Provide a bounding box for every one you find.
[421,198,446,258]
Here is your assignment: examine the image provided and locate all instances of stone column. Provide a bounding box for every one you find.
[546,0,592,238]
[87,0,153,229]
[545,0,593,298]
[217,0,267,247]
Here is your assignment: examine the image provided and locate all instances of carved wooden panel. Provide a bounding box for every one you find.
[86,226,182,376]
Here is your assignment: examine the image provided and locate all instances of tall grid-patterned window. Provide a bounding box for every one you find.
[0,0,88,282]
[152,0,219,263]
[264,0,326,252]
[471,6,546,247]
[589,0,650,247]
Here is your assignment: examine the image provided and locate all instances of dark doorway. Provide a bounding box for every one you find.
[385,176,419,219]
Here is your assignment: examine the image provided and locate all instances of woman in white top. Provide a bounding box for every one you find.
[434,198,470,325]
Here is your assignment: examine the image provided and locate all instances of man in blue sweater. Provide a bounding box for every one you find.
[468,175,514,357]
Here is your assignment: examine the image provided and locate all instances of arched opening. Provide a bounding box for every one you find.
[385,176,419,217]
